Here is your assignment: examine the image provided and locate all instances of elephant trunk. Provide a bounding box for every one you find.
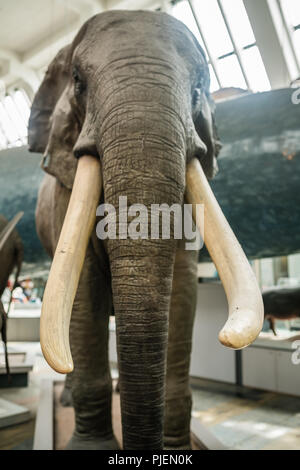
[100,88,186,449]
[108,236,177,450]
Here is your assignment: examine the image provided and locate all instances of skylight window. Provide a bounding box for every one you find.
[0,89,30,150]
[279,0,300,67]
[172,0,271,93]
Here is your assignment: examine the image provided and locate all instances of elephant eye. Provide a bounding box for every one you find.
[72,66,86,97]
[192,89,201,108]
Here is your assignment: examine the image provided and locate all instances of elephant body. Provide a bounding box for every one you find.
[0,215,23,297]
[263,287,300,335]
[0,214,23,374]
[36,172,198,449]
[30,11,219,449]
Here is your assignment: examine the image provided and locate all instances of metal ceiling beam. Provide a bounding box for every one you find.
[107,0,161,10]
[0,0,162,90]
[0,48,40,95]
[243,0,296,88]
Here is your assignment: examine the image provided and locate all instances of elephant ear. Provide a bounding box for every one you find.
[28,45,71,153]
[194,89,221,179]
[184,29,221,179]
[28,44,79,190]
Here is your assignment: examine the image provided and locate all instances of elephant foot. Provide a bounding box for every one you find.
[164,443,191,450]
[115,379,120,393]
[164,436,191,450]
[66,433,120,450]
[60,386,73,407]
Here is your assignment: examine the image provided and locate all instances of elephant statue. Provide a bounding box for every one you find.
[28,11,263,450]
[263,287,300,335]
[0,213,24,376]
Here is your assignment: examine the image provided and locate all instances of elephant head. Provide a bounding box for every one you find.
[29,11,263,449]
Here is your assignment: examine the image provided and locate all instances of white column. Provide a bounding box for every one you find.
[243,0,297,88]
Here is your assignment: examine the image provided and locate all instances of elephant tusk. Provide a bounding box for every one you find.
[186,158,264,349]
[40,155,102,373]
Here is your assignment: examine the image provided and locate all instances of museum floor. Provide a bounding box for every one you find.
[0,343,299,450]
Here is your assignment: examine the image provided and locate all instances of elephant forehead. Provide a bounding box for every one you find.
[73,10,206,77]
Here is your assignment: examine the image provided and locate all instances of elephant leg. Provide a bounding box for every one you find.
[0,300,10,379]
[164,239,198,449]
[66,242,119,450]
[269,317,277,336]
[60,374,73,407]
[37,177,117,449]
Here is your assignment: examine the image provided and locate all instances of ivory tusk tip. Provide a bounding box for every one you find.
[47,358,73,375]
[41,345,74,374]
[55,362,74,375]
[218,308,263,350]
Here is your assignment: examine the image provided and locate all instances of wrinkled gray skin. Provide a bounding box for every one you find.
[0,215,23,373]
[29,11,220,450]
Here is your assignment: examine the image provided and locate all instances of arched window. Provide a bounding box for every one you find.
[0,88,31,150]
[171,0,271,92]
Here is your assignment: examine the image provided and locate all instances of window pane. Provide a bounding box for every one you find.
[220,0,256,48]
[3,96,27,139]
[0,128,7,149]
[0,89,31,148]
[172,0,207,53]
[0,102,19,143]
[293,29,300,63]
[280,0,300,27]
[242,46,271,92]
[0,80,5,100]
[191,0,233,58]
[217,55,247,89]
[13,90,30,127]
[209,64,220,92]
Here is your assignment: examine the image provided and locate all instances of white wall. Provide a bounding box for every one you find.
[190,283,236,384]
